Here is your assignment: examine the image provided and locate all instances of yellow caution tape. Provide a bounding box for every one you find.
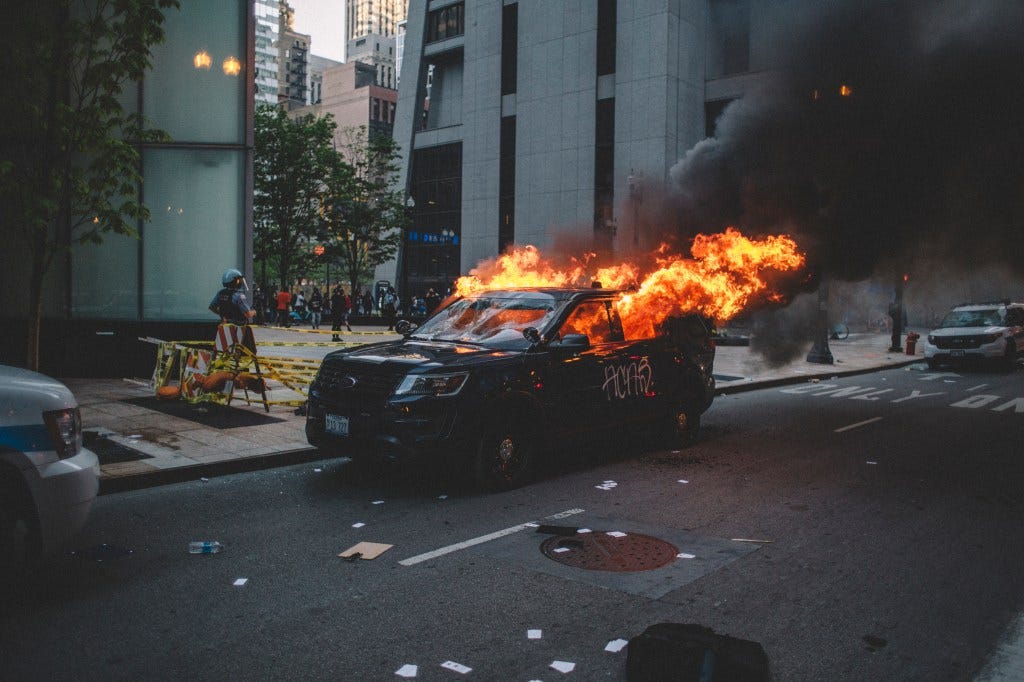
[263,325,396,336]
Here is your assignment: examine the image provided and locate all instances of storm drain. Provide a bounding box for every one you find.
[540,532,679,573]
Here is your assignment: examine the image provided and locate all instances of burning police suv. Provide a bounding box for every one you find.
[306,287,716,490]
[923,301,1024,370]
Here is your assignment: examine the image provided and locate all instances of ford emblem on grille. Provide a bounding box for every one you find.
[340,375,359,389]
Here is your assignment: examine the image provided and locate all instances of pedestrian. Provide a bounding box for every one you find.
[309,287,323,329]
[330,286,351,341]
[362,290,374,317]
[425,288,441,316]
[293,289,306,323]
[209,268,255,325]
[276,286,291,327]
[383,287,397,331]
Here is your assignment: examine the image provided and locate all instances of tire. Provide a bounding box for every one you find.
[1003,341,1018,372]
[664,407,701,450]
[0,475,41,577]
[831,323,849,340]
[474,417,533,492]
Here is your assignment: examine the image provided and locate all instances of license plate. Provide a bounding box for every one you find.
[950,350,965,357]
[325,414,349,436]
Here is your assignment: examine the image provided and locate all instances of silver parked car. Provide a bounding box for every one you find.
[0,365,99,569]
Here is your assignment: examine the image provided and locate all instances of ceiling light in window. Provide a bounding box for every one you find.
[193,50,212,70]
[223,56,242,76]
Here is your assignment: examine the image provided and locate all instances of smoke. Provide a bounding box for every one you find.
[667,0,1024,362]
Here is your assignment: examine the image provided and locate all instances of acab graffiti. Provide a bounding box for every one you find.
[603,357,654,400]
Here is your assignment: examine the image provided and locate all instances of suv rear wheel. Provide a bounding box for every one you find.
[474,417,533,492]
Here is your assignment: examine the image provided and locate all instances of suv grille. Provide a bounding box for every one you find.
[933,335,988,349]
[314,361,403,406]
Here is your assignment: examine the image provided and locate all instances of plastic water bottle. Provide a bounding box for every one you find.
[188,541,223,554]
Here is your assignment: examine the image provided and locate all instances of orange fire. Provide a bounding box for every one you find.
[454,227,805,339]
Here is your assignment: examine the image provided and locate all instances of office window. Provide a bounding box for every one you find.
[594,98,615,237]
[499,116,516,253]
[501,3,518,96]
[426,2,464,43]
[709,0,750,76]
[597,0,616,76]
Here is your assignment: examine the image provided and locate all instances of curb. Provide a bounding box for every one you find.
[714,357,923,395]
[99,447,328,495]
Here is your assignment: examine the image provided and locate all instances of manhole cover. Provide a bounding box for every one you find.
[540,532,679,572]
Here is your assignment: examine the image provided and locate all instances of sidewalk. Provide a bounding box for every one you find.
[66,326,923,494]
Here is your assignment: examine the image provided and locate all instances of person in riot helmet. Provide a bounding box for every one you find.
[209,268,255,325]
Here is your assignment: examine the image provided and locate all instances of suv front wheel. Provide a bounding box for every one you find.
[474,416,533,492]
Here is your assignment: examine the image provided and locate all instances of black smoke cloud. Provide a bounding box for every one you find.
[669,0,1024,283]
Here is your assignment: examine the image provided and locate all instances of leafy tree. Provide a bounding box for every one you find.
[0,0,179,370]
[318,127,407,299]
[254,104,339,293]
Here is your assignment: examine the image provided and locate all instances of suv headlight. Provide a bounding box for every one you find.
[394,372,469,397]
[43,407,82,459]
[981,332,1002,343]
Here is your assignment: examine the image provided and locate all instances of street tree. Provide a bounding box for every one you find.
[319,127,406,300]
[0,0,179,370]
[254,104,338,292]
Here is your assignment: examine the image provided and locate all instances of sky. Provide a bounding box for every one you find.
[289,0,346,62]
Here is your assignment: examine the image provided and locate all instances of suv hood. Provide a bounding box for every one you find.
[330,340,518,372]
[930,326,1004,336]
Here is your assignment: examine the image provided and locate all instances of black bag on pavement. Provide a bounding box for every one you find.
[626,623,770,682]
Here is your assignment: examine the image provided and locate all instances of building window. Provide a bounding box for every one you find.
[594,98,615,239]
[704,99,733,138]
[501,3,518,96]
[709,0,750,76]
[409,143,462,293]
[499,116,516,253]
[426,2,464,44]
[597,0,616,76]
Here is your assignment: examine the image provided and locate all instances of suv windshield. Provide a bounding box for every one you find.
[939,308,1004,328]
[410,293,560,348]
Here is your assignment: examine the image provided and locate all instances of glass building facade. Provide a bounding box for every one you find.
[0,1,252,374]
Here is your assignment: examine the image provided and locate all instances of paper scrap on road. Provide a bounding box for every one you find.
[550,660,576,673]
[395,663,418,677]
[577,528,592,534]
[233,578,248,586]
[352,522,366,528]
[677,479,689,484]
[595,480,619,490]
[441,661,472,674]
[313,468,322,473]
[677,553,696,559]
[552,547,571,553]
[338,542,393,560]
[372,500,385,505]
[606,531,627,538]
[200,477,209,482]
[528,629,542,639]
[605,639,628,653]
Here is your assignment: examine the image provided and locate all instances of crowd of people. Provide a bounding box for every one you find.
[246,282,449,333]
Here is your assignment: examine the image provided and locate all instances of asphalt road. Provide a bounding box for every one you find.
[3,363,1024,681]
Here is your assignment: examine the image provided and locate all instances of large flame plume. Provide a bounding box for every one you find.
[454,228,805,339]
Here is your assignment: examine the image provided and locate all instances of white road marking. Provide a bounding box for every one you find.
[834,417,884,433]
[968,384,990,392]
[398,508,585,566]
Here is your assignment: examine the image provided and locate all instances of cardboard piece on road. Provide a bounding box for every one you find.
[605,638,628,653]
[395,664,418,677]
[337,541,393,560]
[550,660,576,673]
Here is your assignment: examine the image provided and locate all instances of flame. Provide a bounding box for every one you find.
[454,227,805,339]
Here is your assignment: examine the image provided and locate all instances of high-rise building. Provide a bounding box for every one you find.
[347,0,408,42]
[388,0,761,296]
[308,54,343,106]
[254,0,280,104]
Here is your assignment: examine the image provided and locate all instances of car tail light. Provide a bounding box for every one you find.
[43,407,82,459]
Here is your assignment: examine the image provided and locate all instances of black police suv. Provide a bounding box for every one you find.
[305,287,716,490]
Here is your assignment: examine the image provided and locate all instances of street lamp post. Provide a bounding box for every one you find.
[806,278,834,364]
[398,195,415,301]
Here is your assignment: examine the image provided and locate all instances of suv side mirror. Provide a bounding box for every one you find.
[395,319,418,336]
[551,333,591,350]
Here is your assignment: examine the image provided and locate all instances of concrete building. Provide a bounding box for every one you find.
[389,0,766,297]
[347,0,409,42]
[347,33,399,90]
[278,14,310,110]
[291,61,398,143]
[0,1,253,375]
[308,54,344,105]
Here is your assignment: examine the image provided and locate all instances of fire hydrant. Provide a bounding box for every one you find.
[906,331,920,355]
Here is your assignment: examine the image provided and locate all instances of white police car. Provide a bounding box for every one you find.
[923,302,1024,370]
[1,365,99,568]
